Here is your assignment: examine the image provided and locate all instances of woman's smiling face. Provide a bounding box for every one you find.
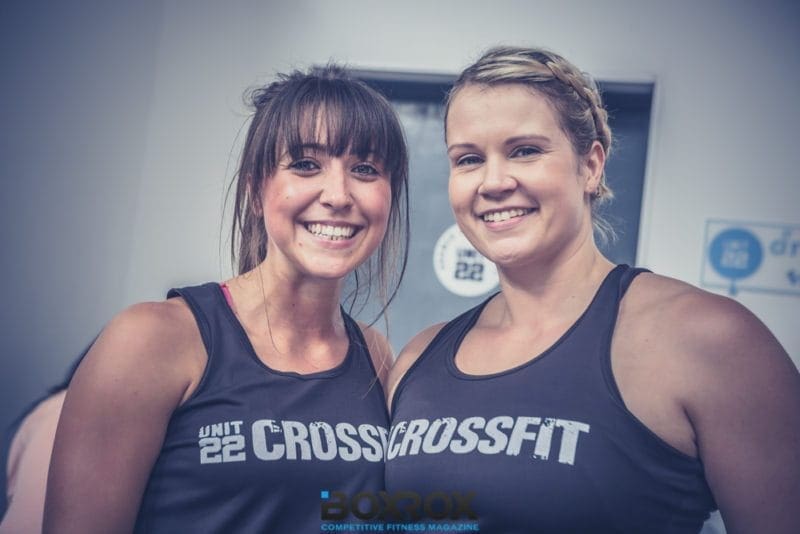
[446,83,602,269]
[260,139,392,282]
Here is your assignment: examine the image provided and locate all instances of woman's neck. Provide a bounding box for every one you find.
[491,244,614,329]
[227,260,346,342]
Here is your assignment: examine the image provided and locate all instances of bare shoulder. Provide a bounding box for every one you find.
[21,390,67,437]
[386,322,447,411]
[45,299,207,533]
[71,298,206,407]
[620,272,800,531]
[356,321,394,389]
[107,298,199,347]
[640,270,796,386]
[7,390,67,482]
[4,390,67,534]
[618,272,796,389]
[621,272,790,365]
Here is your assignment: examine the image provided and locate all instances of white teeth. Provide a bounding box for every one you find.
[481,208,532,222]
[306,223,356,240]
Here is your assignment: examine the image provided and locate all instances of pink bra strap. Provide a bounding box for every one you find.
[219,283,235,310]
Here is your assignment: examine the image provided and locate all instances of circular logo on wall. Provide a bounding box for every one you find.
[708,227,763,281]
[707,227,763,296]
[433,224,499,297]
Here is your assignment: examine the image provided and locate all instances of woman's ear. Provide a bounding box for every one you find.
[582,140,606,195]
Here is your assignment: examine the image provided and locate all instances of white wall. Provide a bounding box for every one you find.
[2,1,797,528]
[125,0,799,364]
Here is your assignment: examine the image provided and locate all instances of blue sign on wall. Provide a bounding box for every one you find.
[702,219,800,297]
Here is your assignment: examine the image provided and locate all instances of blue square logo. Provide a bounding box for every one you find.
[320,490,329,499]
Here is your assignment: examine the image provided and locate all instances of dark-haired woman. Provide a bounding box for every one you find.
[386,47,800,533]
[45,65,409,533]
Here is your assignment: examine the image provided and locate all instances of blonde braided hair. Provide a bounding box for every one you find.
[445,46,615,241]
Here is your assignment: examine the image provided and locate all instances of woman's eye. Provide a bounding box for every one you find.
[455,154,483,167]
[352,163,380,178]
[510,146,542,158]
[288,159,319,173]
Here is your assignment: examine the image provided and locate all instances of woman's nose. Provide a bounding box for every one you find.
[478,159,517,197]
[319,164,353,210]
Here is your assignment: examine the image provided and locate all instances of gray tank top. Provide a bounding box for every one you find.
[134,282,389,533]
[386,265,715,533]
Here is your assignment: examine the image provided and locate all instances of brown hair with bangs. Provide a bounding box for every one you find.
[230,64,409,319]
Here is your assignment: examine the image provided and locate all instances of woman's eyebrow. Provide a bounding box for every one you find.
[447,135,552,155]
[446,142,479,155]
[279,143,328,159]
[503,134,551,146]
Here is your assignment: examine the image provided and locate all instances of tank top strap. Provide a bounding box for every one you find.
[593,264,651,347]
[165,282,256,401]
[166,282,221,358]
[423,293,496,363]
[390,293,497,412]
[569,264,648,340]
[340,308,366,348]
[618,265,651,299]
[597,264,651,407]
[340,309,377,373]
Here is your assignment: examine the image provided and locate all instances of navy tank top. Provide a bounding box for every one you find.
[386,265,716,533]
[134,282,389,533]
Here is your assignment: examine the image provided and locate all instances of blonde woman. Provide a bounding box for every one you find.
[386,47,800,533]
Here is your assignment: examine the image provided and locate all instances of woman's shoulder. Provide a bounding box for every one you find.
[621,274,800,531]
[3,390,67,534]
[72,298,206,406]
[623,271,768,349]
[386,322,448,410]
[619,270,795,398]
[7,390,66,483]
[14,390,66,440]
[102,299,202,364]
[111,298,196,336]
[44,299,208,533]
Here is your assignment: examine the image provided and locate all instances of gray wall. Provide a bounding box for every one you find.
[0,1,162,433]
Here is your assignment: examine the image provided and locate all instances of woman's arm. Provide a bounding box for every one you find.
[620,274,800,532]
[43,299,205,534]
[677,293,800,533]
